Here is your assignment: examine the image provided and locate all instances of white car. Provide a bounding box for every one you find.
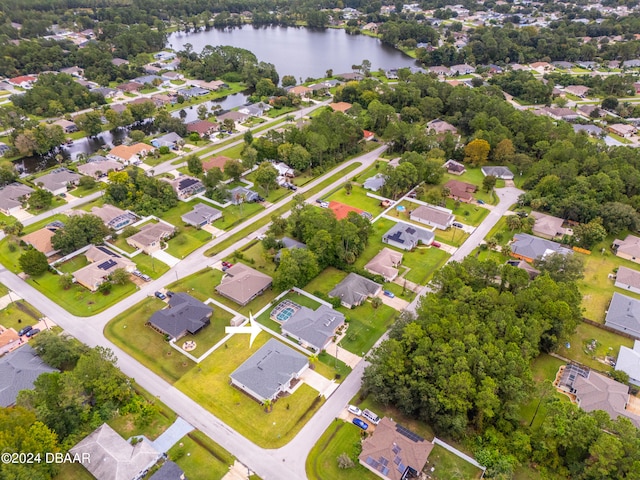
[256,233,267,240]
[348,405,362,416]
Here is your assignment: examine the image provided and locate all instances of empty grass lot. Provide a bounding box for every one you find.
[167,431,235,480]
[306,420,378,480]
[166,227,212,258]
[353,161,388,184]
[174,333,324,448]
[56,255,89,273]
[556,322,634,372]
[326,186,386,214]
[0,301,42,331]
[428,445,483,480]
[232,240,277,276]
[213,202,264,230]
[105,297,196,383]
[445,198,489,227]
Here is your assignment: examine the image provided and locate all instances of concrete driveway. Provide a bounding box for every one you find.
[300,369,338,397]
[152,249,180,267]
[377,291,408,311]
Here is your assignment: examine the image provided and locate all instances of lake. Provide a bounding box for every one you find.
[168,26,418,81]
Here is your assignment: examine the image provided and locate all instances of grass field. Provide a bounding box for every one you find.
[353,162,388,184]
[175,333,324,448]
[0,301,43,331]
[167,431,234,480]
[56,255,89,273]
[445,198,489,226]
[133,252,170,278]
[428,445,484,479]
[166,227,212,258]
[556,321,634,372]
[306,420,378,480]
[326,186,385,215]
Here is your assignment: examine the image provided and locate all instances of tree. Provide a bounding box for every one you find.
[77,176,96,190]
[187,155,203,176]
[344,181,353,195]
[31,330,86,370]
[223,118,235,132]
[482,175,497,192]
[224,159,244,182]
[254,162,278,197]
[273,248,319,290]
[534,252,585,283]
[464,139,491,166]
[572,217,607,249]
[267,215,288,237]
[19,248,48,276]
[28,188,53,211]
[51,214,110,255]
[371,297,383,309]
[255,78,276,98]
[197,104,208,120]
[599,202,640,234]
[75,111,103,137]
[58,273,73,290]
[129,130,145,142]
[281,75,296,87]
[3,221,23,236]
[493,138,515,163]
[602,96,619,111]
[109,268,130,285]
[506,215,523,231]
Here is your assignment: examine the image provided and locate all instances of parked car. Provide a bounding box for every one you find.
[431,242,441,248]
[316,199,329,208]
[348,405,362,416]
[25,328,40,338]
[352,418,369,430]
[516,211,528,218]
[18,325,33,336]
[452,222,463,228]
[154,291,166,300]
[383,290,395,298]
[477,199,485,205]
[141,274,151,282]
[257,234,267,240]
[166,291,174,298]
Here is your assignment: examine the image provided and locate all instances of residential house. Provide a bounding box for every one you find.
[108,143,154,165]
[481,166,514,180]
[177,86,209,98]
[363,130,375,141]
[154,51,176,61]
[382,222,434,251]
[217,110,249,124]
[328,102,353,113]
[229,186,261,204]
[509,233,572,263]
[151,132,182,149]
[167,175,205,200]
[426,118,459,137]
[90,204,138,230]
[616,340,640,386]
[238,102,270,117]
[450,63,475,75]
[280,303,345,352]
[0,325,19,357]
[151,93,174,107]
[216,263,272,306]
[161,71,183,82]
[149,461,185,480]
[556,364,640,428]
[275,237,307,262]
[535,107,580,121]
[328,201,371,221]
[134,75,163,86]
[335,72,364,81]
[60,66,84,77]
[444,179,476,203]
[116,81,143,93]
[605,292,640,338]
[69,423,161,480]
[78,157,122,178]
[230,338,308,403]
[181,203,222,227]
[186,119,219,137]
[8,75,37,89]
[509,259,541,280]
[274,162,295,177]
[531,211,566,240]
[90,86,117,99]
[126,222,175,254]
[609,123,637,138]
[148,293,212,340]
[52,119,78,133]
[22,223,62,257]
[0,345,58,407]
[578,104,604,118]
[111,58,129,67]
[361,22,379,33]
[73,246,136,292]
[363,173,386,192]
[35,168,81,195]
[565,85,590,97]
[0,142,10,156]
[365,248,403,282]
[409,205,454,230]
[429,66,452,76]
[192,80,227,91]
[613,235,640,264]
[529,61,554,74]
[443,159,466,175]
[0,183,34,215]
[202,155,231,172]
[615,266,640,294]
[573,124,604,137]
[328,272,382,308]
[359,417,434,480]
[288,85,312,97]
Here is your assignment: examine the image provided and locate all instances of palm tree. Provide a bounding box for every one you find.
[263,399,273,412]
[309,354,318,370]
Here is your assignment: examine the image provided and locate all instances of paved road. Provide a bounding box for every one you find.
[406,185,524,314]
[0,144,386,480]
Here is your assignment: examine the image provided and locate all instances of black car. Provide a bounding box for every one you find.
[25,328,40,338]
[18,325,33,336]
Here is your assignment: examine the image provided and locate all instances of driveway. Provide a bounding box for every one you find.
[150,417,194,453]
[12,209,33,222]
[377,291,409,311]
[152,250,180,267]
[300,369,338,397]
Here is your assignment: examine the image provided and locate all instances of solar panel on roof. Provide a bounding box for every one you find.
[393,444,401,455]
[382,467,389,476]
[380,457,389,466]
[406,227,416,234]
[398,462,405,472]
[394,455,401,465]
[97,259,117,270]
[97,246,120,258]
[396,424,424,443]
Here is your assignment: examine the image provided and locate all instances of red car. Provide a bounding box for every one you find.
[431,242,441,248]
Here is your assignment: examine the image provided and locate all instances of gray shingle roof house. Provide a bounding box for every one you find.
[363,173,387,191]
[557,364,640,428]
[148,293,212,340]
[409,205,454,230]
[481,166,514,180]
[613,235,640,264]
[275,236,307,262]
[151,132,182,149]
[216,263,272,306]
[365,248,403,282]
[229,186,260,205]
[78,156,123,178]
[126,222,175,254]
[0,182,34,215]
[181,203,222,227]
[149,461,185,480]
[605,292,640,338]
[35,168,81,195]
[616,340,640,386]
[229,338,308,403]
[281,304,345,352]
[382,222,434,251]
[70,423,161,480]
[91,204,138,230]
[615,267,640,295]
[328,273,382,308]
[0,345,58,407]
[510,233,572,263]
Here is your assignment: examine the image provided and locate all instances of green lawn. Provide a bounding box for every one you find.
[167,431,234,480]
[69,181,104,198]
[144,152,179,167]
[0,283,8,297]
[316,350,352,382]
[217,143,244,160]
[445,199,489,227]
[54,462,94,480]
[304,267,348,296]
[0,301,42,331]
[104,297,196,383]
[107,235,138,254]
[231,240,277,276]
[56,255,88,274]
[556,322,634,372]
[133,253,170,278]
[339,301,397,355]
[26,196,66,215]
[213,202,264,230]
[327,185,385,215]
[265,105,297,118]
[353,161,387,184]
[434,227,469,248]
[175,333,324,448]
[306,420,378,480]
[165,227,212,258]
[428,445,484,480]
